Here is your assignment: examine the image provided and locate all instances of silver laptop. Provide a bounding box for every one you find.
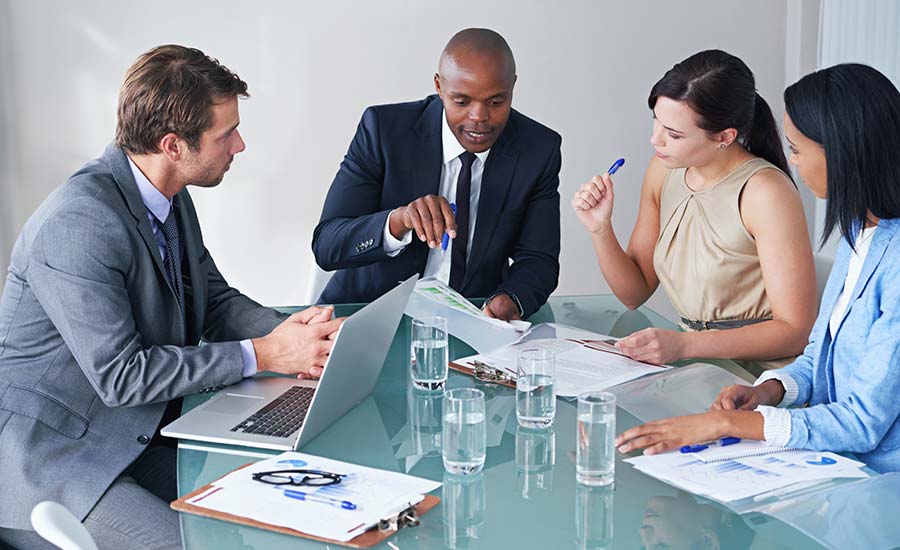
[161,274,418,451]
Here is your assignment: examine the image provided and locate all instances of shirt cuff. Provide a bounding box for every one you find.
[754,370,799,407]
[239,339,258,378]
[755,405,793,447]
[383,209,412,256]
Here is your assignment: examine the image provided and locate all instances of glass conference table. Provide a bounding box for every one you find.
[176,295,833,549]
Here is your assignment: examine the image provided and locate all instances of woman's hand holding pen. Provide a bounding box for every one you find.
[573,172,616,233]
[389,194,457,249]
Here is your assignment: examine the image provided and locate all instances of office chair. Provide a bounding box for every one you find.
[304,260,333,305]
[30,501,98,550]
[813,253,834,308]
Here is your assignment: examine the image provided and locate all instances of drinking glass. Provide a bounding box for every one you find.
[442,388,486,475]
[410,316,448,390]
[516,348,556,428]
[576,391,616,486]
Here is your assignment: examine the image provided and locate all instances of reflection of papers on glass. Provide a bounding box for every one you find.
[610,363,750,423]
[626,449,868,503]
[453,331,669,397]
[404,277,530,353]
[747,473,900,550]
[185,451,441,542]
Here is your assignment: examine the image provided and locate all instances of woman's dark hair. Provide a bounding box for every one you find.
[785,63,900,248]
[648,49,792,180]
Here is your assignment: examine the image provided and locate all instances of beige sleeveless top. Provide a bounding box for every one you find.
[653,157,794,375]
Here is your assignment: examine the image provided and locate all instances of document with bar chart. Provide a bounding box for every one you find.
[625,448,868,502]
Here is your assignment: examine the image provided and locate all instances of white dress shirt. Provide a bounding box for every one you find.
[382,109,490,283]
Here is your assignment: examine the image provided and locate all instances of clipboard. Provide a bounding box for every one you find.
[171,463,441,548]
[449,358,516,389]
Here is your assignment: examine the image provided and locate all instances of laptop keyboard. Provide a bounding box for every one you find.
[230,386,315,438]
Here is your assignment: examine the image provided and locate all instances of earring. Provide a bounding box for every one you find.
[719,143,727,150]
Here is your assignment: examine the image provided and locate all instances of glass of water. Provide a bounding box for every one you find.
[516,348,556,428]
[576,391,616,486]
[410,316,449,390]
[442,388,486,475]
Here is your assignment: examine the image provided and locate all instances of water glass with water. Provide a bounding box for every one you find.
[442,388,486,475]
[516,348,556,428]
[410,316,448,390]
[576,391,616,486]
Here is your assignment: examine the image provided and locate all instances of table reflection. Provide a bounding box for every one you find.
[516,426,556,499]
[443,472,486,549]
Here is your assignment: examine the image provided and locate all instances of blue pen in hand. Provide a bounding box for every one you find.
[607,158,625,175]
[441,203,457,253]
[282,488,357,510]
[680,437,741,454]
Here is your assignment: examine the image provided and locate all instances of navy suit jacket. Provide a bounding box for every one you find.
[313,95,561,318]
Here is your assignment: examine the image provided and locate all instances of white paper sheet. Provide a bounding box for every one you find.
[626,449,868,503]
[186,451,441,542]
[453,331,669,397]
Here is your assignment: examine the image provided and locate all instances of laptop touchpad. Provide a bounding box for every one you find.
[203,393,264,415]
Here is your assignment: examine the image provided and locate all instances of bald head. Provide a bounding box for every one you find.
[434,29,517,153]
[439,28,516,84]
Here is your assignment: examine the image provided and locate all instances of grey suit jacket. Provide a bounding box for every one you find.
[0,145,286,529]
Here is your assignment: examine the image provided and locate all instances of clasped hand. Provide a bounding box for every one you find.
[253,306,345,380]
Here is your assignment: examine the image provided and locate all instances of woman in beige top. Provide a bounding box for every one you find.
[573,50,816,375]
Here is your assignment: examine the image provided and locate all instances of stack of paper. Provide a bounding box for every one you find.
[453,325,669,397]
[185,452,441,542]
[626,446,869,503]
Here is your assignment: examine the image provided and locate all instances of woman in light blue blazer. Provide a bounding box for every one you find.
[615,63,900,473]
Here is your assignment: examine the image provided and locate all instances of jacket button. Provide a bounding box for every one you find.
[137,434,150,445]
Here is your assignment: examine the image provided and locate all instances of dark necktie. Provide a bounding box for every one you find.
[450,151,477,291]
[161,206,184,310]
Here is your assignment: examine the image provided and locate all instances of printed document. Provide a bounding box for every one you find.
[404,277,530,352]
[185,451,441,542]
[626,448,868,503]
[453,325,669,396]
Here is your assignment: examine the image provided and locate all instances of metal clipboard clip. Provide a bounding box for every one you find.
[471,360,517,385]
[377,503,420,533]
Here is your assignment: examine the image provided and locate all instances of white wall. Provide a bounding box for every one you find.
[1,0,803,319]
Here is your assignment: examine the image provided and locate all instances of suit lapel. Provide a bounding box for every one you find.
[461,117,520,290]
[103,145,178,300]
[833,220,898,337]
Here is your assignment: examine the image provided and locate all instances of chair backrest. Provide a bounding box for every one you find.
[814,253,835,308]
[304,260,334,305]
[30,501,98,550]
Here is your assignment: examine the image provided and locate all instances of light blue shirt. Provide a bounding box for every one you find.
[127,157,258,377]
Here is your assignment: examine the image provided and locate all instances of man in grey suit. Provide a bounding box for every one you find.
[0,45,341,549]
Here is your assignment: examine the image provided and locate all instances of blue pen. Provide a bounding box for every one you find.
[607,157,625,175]
[441,203,457,252]
[679,437,741,454]
[282,488,357,510]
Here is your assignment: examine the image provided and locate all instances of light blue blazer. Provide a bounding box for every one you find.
[779,217,900,473]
